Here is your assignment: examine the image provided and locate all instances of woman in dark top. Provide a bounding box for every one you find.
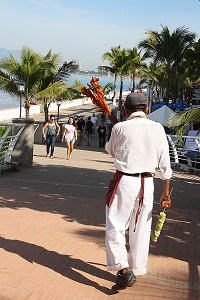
[42,114,60,158]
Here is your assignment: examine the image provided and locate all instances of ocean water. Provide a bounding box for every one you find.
[68,74,132,91]
[0,74,133,110]
[0,91,19,110]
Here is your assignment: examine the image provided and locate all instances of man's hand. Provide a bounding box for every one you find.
[160,180,171,208]
[160,194,172,208]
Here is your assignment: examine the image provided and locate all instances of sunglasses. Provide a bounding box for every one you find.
[51,118,55,120]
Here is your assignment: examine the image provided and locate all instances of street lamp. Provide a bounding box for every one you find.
[17,80,25,118]
[57,98,61,122]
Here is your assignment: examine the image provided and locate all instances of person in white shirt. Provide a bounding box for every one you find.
[105,93,172,291]
[91,113,98,132]
[61,117,77,160]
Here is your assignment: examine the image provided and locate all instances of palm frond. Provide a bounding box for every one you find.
[35,81,82,102]
[35,82,69,100]
[168,108,200,136]
[54,61,75,82]
[103,82,113,94]
[60,87,82,101]
[70,80,83,91]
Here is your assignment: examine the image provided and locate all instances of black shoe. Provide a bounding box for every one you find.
[112,270,136,291]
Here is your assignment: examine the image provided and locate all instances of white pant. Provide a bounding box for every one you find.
[105,175,154,275]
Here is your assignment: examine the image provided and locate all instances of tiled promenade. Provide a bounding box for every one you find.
[0,104,199,299]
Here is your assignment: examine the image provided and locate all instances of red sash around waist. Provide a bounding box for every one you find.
[105,170,152,231]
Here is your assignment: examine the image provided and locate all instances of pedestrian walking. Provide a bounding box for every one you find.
[42,114,60,158]
[85,116,94,146]
[76,116,85,146]
[61,117,77,160]
[100,111,106,125]
[97,123,106,148]
[104,93,172,291]
[91,113,98,133]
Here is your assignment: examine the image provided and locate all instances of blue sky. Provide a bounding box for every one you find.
[0,0,200,70]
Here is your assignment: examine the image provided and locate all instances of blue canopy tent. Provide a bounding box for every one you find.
[152,101,166,110]
[168,102,189,110]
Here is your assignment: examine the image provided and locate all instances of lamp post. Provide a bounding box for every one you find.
[17,80,25,118]
[57,98,61,122]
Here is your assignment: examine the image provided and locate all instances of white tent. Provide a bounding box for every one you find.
[147,105,176,127]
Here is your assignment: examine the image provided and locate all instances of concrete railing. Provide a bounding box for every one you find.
[0,122,26,164]
[0,119,35,168]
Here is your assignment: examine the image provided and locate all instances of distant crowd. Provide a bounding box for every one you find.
[74,112,113,148]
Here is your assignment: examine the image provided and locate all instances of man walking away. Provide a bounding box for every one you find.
[104,93,172,291]
[91,113,98,133]
[85,116,94,146]
[97,123,106,148]
[76,116,85,146]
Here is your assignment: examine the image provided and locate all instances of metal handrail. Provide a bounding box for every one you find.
[166,134,200,168]
[34,123,39,134]
[0,122,26,164]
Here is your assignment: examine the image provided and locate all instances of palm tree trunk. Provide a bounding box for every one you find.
[112,74,117,102]
[118,77,123,121]
[24,100,30,118]
[44,99,49,122]
[173,67,179,101]
[132,73,136,92]
[130,76,133,90]
[165,68,170,105]
[149,84,154,113]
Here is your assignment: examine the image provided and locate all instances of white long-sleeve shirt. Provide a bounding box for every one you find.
[105,112,172,180]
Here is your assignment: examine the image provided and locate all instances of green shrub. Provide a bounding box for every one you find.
[0,126,8,137]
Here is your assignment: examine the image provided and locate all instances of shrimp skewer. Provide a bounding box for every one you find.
[81,77,111,115]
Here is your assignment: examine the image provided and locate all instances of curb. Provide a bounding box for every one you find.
[0,162,19,175]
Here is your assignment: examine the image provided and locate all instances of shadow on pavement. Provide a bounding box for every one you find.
[0,236,116,295]
[0,161,199,297]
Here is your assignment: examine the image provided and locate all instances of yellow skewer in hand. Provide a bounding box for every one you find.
[151,188,173,242]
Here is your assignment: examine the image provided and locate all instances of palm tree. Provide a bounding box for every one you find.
[35,80,82,122]
[138,26,196,105]
[102,46,122,101]
[174,39,200,104]
[33,57,80,122]
[0,47,46,117]
[139,62,165,111]
[114,48,131,114]
[0,47,57,117]
[102,46,137,118]
[172,28,197,101]
[126,47,145,92]
[184,39,200,82]
[0,47,81,120]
